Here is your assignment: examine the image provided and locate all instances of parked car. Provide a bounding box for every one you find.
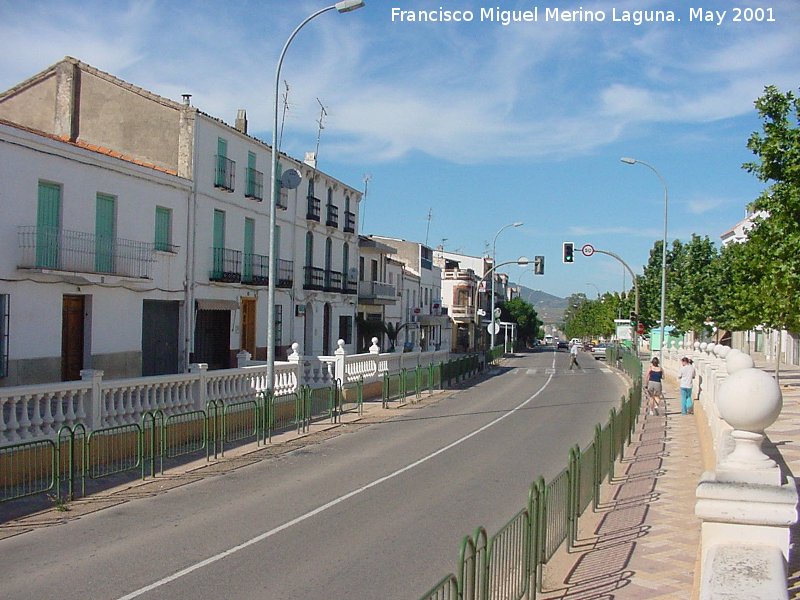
[557,340,569,350]
[592,343,608,360]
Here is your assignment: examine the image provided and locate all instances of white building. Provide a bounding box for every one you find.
[0,119,191,386]
[0,56,361,383]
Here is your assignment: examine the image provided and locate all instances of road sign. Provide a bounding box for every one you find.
[488,322,500,334]
[637,323,645,335]
[581,244,595,257]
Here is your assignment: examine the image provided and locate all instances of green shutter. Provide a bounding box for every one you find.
[273,225,281,261]
[155,207,171,251]
[95,194,116,273]
[216,138,228,187]
[36,182,61,268]
[212,210,225,278]
[243,218,255,281]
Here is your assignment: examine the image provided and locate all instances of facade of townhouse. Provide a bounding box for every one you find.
[356,235,399,351]
[0,119,191,386]
[369,236,449,352]
[0,56,361,379]
[720,210,800,366]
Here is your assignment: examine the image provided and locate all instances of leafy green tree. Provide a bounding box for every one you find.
[740,86,800,378]
[668,234,718,336]
[499,297,542,347]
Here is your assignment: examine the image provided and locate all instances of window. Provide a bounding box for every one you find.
[0,294,8,378]
[421,246,433,270]
[359,256,365,281]
[371,259,378,282]
[275,304,283,347]
[215,138,235,191]
[305,232,314,267]
[338,315,352,344]
[246,151,263,200]
[155,206,172,251]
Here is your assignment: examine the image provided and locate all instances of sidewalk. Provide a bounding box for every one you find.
[541,357,800,599]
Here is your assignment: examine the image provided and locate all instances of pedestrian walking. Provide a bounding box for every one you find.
[679,356,696,415]
[644,357,664,415]
[569,341,581,370]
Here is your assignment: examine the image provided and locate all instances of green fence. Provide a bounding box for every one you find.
[418,346,643,600]
[383,353,486,408]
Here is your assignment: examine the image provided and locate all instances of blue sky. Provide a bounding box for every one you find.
[2,0,798,298]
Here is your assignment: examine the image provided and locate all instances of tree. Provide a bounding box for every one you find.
[668,234,718,337]
[740,86,800,379]
[499,297,542,348]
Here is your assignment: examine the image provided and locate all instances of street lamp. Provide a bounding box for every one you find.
[490,222,523,350]
[266,1,366,394]
[586,282,600,298]
[620,156,668,365]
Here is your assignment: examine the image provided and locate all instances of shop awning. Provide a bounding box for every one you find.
[196,299,240,311]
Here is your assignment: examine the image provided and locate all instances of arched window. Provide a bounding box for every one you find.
[307,178,315,199]
[345,195,350,213]
[342,242,350,285]
[327,187,333,205]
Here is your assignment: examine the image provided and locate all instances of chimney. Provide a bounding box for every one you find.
[235,109,248,134]
[182,94,192,106]
[304,151,317,168]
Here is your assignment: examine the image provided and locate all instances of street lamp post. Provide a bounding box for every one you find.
[490,222,523,350]
[620,157,668,365]
[266,1,365,394]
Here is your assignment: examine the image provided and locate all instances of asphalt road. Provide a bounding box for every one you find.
[0,349,627,600]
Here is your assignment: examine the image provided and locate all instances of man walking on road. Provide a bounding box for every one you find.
[569,341,581,370]
[679,356,695,414]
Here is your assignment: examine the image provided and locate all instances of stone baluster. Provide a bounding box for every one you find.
[695,355,797,598]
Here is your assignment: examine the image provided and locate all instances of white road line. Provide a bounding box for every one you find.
[116,352,557,600]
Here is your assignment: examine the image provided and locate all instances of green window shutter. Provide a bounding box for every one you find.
[95,194,116,273]
[342,243,349,280]
[274,161,283,204]
[155,207,171,251]
[216,138,228,188]
[36,182,61,268]
[243,217,255,280]
[274,225,281,261]
[212,210,225,278]
[247,152,257,197]
[305,232,314,267]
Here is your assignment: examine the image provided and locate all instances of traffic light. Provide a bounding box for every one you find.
[629,311,637,323]
[562,242,574,264]
[534,255,545,275]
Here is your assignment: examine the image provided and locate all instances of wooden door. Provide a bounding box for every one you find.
[240,297,256,358]
[61,295,85,381]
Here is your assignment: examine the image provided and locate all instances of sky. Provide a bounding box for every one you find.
[1,0,798,299]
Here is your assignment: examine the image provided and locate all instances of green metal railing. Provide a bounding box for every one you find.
[418,346,643,599]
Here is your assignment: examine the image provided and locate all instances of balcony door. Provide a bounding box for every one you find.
[36,182,61,269]
[240,297,256,358]
[95,194,116,273]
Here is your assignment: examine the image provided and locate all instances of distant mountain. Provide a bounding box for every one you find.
[514,285,568,324]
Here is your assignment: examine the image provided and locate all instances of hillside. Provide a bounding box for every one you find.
[514,285,568,324]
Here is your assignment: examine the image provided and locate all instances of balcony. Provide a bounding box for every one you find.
[358,280,397,305]
[245,168,263,201]
[210,247,242,283]
[325,203,339,228]
[304,266,325,290]
[18,226,155,279]
[242,252,269,285]
[306,196,321,222]
[344,211,356,234]
[444,268,476,281]
[215,155,235,192]
[449,305,476,322]
[325,269,343,292]
[277,259,293,288]
[277,186,288,210]
[344,274,358,295]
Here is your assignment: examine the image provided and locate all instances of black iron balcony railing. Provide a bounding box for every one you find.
[344,211,356,233]
[277,186,288,210]
[245,168,263,201]
[277,259,293,288]
[242,252,269,285]
[344,274,358,295]
[210,247,242,282]
[326,203,339,228]
[325,269,343,292]
[306,196,321,221]
[215,155,235,192]
[304,266,325,290]
[18,226,155,279]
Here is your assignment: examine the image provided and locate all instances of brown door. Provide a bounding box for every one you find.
[62,295,85,381]
[240,297,256,357]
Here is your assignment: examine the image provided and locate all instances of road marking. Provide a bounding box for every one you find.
[116,352,557,600]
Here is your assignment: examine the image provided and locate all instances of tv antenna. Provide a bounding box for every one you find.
[278,80,291,152]
[312,98,327,168]
[425,208,433,246]
[361,174,372,232]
